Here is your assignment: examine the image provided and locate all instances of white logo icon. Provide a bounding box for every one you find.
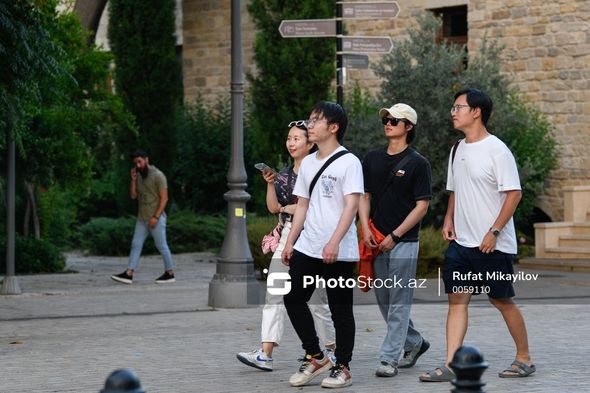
[265,269,292,295]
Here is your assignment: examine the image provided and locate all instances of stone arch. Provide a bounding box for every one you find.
[73,0,107,42]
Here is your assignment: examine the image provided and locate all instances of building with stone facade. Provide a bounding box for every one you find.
[89,0,589,224]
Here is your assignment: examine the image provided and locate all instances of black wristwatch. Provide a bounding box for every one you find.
[391,233,402,243]
[490,227,501,237]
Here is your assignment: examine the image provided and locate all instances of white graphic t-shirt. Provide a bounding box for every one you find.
[293,146,364,261]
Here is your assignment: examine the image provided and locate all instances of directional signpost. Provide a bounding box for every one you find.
[278,19,336,38]
[278,2,401,104]
[340,36,393,54]
[342,54,370,69]
[340,1,400,19]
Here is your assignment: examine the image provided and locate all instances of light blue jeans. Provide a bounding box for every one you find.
[373,241,423,365]
[128,213,174,271]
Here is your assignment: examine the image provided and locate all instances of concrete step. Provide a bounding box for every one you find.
[571,222,590,235]
[560,234,590,248]
[544,246,590,259]
[519,257,590,272]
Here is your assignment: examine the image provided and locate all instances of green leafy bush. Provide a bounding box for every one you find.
[77,216,136,256]
[173,99,232,213]
[37,186,77,248]
[0,235,65,274]
[77,213,227,256]
[167,212,226,253]
[247,215,276,273]
[417,226,448,277]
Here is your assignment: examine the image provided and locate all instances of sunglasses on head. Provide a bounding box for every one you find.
[381,117,403,126]
[288,120,307,128]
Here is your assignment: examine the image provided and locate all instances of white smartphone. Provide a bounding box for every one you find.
[254,162,276,173]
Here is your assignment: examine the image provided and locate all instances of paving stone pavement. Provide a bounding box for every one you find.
[1,252,589,392]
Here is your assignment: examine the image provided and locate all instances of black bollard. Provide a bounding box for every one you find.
[449,345,488,393]
[100,369,146,393]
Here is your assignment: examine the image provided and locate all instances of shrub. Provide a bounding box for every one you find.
[417,226,448,277]
[76,213,227,256]
[77,216,136,256]
[167,212,226,253]
[37,185,77,248]
[247,215,276,273]
[0,235,65,274]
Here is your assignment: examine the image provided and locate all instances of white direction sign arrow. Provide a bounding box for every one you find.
[340,36,393,54]
[278,19,336,38]
[340,1,400,19]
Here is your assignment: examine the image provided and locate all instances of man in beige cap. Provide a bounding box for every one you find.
[358,103,432,378]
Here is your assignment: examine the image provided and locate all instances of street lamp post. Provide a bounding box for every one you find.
[1,130,21,294]
[208,0,259,308]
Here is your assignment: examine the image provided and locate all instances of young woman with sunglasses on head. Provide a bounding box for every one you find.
[237,121,335,372]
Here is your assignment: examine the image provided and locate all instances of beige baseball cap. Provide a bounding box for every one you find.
[379,103,418,125]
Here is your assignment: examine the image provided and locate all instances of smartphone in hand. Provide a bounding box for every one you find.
[255,163,276,173]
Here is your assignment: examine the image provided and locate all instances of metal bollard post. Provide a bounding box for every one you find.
[100,369,146,393]
[449,345,488,393]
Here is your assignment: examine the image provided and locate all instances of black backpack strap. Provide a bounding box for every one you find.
[372,150,417,218]
[451,139,461,166]
[309,150,350,196]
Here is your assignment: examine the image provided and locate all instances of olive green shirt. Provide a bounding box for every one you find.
[136,165,167,221]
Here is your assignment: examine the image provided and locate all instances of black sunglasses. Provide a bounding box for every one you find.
[381,117,403,126]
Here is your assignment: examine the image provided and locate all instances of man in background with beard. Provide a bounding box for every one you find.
[111,150,176,284]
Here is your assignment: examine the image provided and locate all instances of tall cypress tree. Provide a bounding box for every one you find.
[248,0,336,167]
[108,0,181,175]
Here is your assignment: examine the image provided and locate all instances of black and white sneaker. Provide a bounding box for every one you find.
[111,271,133,284]
[155,272,175,284]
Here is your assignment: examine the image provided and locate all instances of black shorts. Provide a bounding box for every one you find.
[443,241,516,299]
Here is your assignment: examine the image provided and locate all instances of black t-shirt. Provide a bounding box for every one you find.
[362,147,432,241]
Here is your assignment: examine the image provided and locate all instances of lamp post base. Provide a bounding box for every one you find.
[0,276,21,295]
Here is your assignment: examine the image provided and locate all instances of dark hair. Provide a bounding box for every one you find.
[310,101,348,143]
[454,88,493,126]
[406,124,416,144]
[131,149,149,159]
[293,123,318,153]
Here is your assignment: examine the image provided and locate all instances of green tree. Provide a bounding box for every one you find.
[108,0,182,176]
[349,13,556,230]
[1,0,64,239]
[0,0,62,144]
[16,2,137,240]
[173,98,254,213]
[247,0,336,167]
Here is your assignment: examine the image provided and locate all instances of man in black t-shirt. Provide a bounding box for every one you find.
[358,103,432,378]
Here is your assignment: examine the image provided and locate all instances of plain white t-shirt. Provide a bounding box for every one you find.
[446,135,521,254]
[293,146,364,261]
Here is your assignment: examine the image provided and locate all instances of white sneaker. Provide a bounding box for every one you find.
[289,354,332,387]
[236,348,273,371]
[321,364,352,388]
[375,361,398,377]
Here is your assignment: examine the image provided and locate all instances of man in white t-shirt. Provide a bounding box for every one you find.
[282,101,364,389]
[420,88,535,382]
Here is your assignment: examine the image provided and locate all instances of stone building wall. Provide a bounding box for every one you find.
[180,0,590,221]
[182,1,257,101]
